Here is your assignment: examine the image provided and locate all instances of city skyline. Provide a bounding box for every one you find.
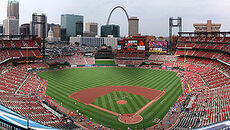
[0,0,230,36]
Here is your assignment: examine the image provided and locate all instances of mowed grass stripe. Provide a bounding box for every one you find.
[151,72,175,90]
[93,91,150,114]
[118,92,136,113]
[38,67,182,129]
[104,94,112,110]
[107,93,120,113]
[118,92,135,113]
[116,92,128,114]
[98,96,103,107]
[154,73,178,91]
[125,93,140,112]
[110,92,122,113]
[130,92,148,108]
[141,82,182,124]
[127,93,143,110]
[142,86,180,119]
[136,70,171,89]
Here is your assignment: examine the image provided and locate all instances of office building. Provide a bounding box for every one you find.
[52,26,61,38]
[83,31,97,37]
[48,23,61,38]
[31,13,48,38]
[61,28,67,41]
[20,23,30,35]
[70,35,119,49]
[0,24,3,35]
[61,14,84,38]
[85,22,98,35]
[193,20,221,36]
[3,17,19,35]
[101,24,120,37]
[76,21,83,36]
[7,0,19,19]
[46,26,61,42]
[128,17,139,36]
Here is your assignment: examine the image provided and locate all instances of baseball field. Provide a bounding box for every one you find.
[38,67,182,129]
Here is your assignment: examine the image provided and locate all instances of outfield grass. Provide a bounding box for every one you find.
[95,60,115,64]
[38,67,182,129]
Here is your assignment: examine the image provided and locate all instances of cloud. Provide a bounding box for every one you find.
[0,0,229,36]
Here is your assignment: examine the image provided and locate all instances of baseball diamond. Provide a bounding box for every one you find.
[38,67,182,129]
[69,86,165,124]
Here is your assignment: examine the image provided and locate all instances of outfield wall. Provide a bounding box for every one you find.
[71,64,136,68]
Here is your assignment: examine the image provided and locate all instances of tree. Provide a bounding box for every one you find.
[101,43,107,47]
[75,42,80,46]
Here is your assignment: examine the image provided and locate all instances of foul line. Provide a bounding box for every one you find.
[88,104,120,116]
[133,91,165,116]
[88,91,165,118]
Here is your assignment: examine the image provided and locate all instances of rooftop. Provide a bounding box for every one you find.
[8,0,19,4]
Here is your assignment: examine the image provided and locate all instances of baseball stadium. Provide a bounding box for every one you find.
[0,2,230,130]
[0,30,230,129]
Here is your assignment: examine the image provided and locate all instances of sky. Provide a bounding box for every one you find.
[0,0,230,36]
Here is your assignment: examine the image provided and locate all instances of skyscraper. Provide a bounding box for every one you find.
[3,17,19,35]
[7,0,19,19]
[85,22,98,35]
[31,13,48,38]
[76,21,83,36]
[61,14,84,38]
[61,28,67,41]
[101,25,120,37]
[128,17,139,36]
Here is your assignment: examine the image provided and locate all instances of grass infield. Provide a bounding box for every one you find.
[92,91,151,114]
[38,67,182,129]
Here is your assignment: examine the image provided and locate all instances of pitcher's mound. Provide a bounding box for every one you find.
[117,100,127,104]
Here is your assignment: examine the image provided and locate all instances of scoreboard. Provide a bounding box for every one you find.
[118,40,146,51]
[149,41,168,53]
[126,40,138,51]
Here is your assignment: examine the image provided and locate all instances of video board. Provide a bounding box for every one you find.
[125,40,138,50]
[149,41,168,53]
[118,40,146,51]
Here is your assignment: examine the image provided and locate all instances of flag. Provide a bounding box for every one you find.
[187,84,192,92]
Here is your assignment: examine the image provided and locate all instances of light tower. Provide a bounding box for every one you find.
[31,13,47,58]
[169,17,182,54]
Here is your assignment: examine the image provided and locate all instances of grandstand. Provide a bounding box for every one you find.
[0,40,41,63]
[175,36,230,73]
[0,38,82,129]
[163,34,230,129]
[0,32,229,129]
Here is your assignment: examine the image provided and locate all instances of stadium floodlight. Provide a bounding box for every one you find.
[169,17,182,54]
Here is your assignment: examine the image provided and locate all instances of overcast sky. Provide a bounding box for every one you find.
[0,0,230,36]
